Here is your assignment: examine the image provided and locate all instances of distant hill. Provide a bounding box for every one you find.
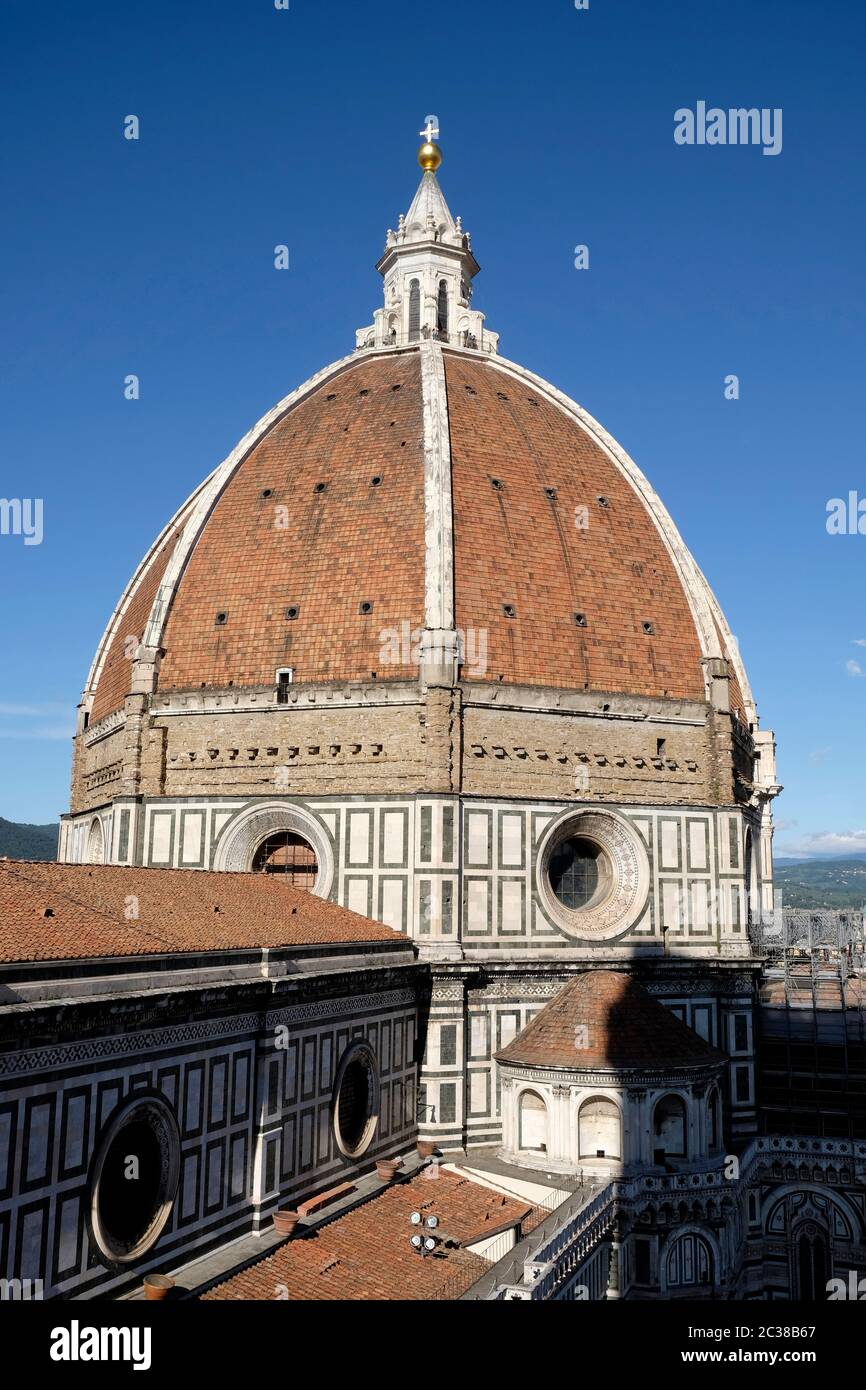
[774,856,866,910]
[0,816,58,862]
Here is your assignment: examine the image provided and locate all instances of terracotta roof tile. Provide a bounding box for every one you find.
[496,970,726,1071]
[202,1169,534,1301]
[0,860,404,963]
[445,352,710,703]
[156,355,426,693]
[88,347,748,715]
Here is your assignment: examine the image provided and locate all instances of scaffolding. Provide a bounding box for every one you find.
[750,910,866,1140]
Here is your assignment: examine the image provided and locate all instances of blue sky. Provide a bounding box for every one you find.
[0,0,863,855]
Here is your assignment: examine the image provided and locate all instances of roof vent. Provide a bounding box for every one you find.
[496,391,509,401]
[490,477,505,491]
[544,486,557,501]
[391,383,402,392]
[314,481,327,494]
[358,600,374,615]
[260,487,274,499]
[464,384,477,395]
[359,388,370,397]
[597,495,610,508]
[642,620,655,635]
[285,605,300,621]
[502,603,516,618]
[43,907,54,918]
[370,475,383,487]
[573,612,588,628]
[215,610,228,626]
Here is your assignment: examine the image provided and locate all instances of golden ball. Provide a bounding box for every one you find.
[418,141,443,172]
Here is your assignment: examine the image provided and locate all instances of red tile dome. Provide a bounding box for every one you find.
[84,345,751,726]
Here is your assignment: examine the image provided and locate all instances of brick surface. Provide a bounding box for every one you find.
[0,860,405,962]
[202,1169,534,1301]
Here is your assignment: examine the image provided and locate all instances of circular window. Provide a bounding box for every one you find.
[252,830,318,890]
[88,1096,180,1265]
[332,1043,380,1158]
[536,809,650,941]
[549,836,611,910]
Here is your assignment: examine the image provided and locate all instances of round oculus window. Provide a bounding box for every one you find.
[536,809,650,941]
[332,1043,380,1159]
[549,835,611,910]
[88,1095,181,1265]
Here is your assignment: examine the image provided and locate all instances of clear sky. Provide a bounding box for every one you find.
[0,0,863,855]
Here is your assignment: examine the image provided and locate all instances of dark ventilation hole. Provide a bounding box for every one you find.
[391,383,402,392]
[326,393,337,401]
[359,388,370,397]
[602,703,610,712]
[657,737,667,756]
[502,603,517,618]
[465,385,477,395]
[215,611,228,627]
[642,620,655,635]
[544,486,557,501]
[527,397,539,407]
[260,487,274,499]
[573,612,588,628]
[99,1120,162,1250]
[285,605,300,621]
[314,481,328,494]
[43,907,54,918]
[491,477,505,492]
[370,475,383,487]
[358,600,374,616]
[497,391,510,401]
[400,441,406,447]
[597,495,610,508]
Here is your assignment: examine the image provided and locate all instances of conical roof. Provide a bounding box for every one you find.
[496,971,726,1072]
[404,168,458,236]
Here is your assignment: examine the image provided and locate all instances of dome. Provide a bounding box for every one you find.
[82,132,756,736]
[495,971,725,1072]
[86,344,752,725]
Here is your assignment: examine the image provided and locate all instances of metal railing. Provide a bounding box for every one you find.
[430,1182,584,1302]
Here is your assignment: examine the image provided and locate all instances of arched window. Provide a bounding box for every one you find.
[252,831,318,890]
[437,279,449,336]
[795,1223,829,1301]
[578,1097,621,1160]
[744,828,759,924]
[518,1090,548,1153]
[408,279,420,341]
[707,1089,721,1152]
[86,818,105,865]
[653,1094,687,1160]
[666,1233,713,1288]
